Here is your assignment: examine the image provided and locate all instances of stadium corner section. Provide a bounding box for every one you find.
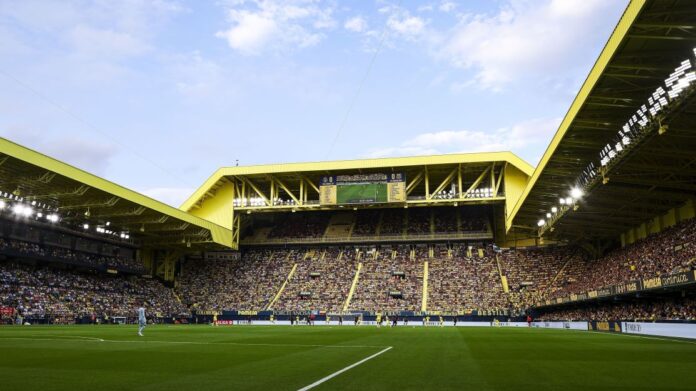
[0,137,235,250]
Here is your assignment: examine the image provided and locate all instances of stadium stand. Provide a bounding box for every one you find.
[500,246,582,309]
[0,261,186,324]
[1,210,694,320]
[537,297,696,322]
[274,247,358,313]
[179,249,296,311]
[349,245,423,312]
[267,212,329,239]
[546,217,696,299]
[427,244,509,313]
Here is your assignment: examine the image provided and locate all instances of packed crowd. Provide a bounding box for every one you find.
[407,209,431,235]
[249,208,490,241]
[352,210,380,236]
[0,261,186,322]
[0,238,145,273]
[500,246,581,308]
[350,246,424,312]
[547,218,696,298]
[433,208,458,234]
[379,209,405,236]
[537,297,696,321]
[178,249,296,311]
[273,247,358,312]
[267,213,329,239]
[428,245,509,313]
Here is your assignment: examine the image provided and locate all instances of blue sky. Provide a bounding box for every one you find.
[0,0,629,206]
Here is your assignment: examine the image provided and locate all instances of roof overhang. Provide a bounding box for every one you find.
[0,138,234,250]
[507,0,696,240]
[181,151,533,212]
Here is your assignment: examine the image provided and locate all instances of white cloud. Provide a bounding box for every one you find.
[141,187,195,207]
[1,0,182,57]
[344,16,367,33]
[216,11,278,54]
[216,0,335,55]
[387,14,425,36]
[366,117,560,164]
[439,1,457,13]
[439,0,626,90]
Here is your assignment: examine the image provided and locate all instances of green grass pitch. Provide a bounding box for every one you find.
[0,325,694,390]
[337,183,388,204]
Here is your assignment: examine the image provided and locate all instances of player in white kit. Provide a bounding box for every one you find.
[138,307,146,336]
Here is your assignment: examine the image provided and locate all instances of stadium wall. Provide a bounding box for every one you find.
[503,164,529,232]
[188,181,235,230]
[622,322,696,340]
[621,199,695,247]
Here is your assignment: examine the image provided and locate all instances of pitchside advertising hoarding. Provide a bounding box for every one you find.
[319,173,405,205]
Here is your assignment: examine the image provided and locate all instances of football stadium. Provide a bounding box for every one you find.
[1,0,696,390]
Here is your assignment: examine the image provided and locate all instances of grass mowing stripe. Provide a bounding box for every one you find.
[297,346,393,391]
[0,336,388,349]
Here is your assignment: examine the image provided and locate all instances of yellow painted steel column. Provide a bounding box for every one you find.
[342,262,362,312]
[421,261,429,312]
[266,263,297,310]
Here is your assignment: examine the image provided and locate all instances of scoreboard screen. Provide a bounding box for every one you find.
[320,173,405,205]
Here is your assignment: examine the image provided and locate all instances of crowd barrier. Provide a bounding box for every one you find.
[214,319,696,339]
[621,322,696,339]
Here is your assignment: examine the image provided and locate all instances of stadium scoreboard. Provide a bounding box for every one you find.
[320,173,405,205]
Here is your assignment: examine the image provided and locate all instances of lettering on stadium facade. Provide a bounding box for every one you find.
[536,271,695,308]
[613,280,641,295]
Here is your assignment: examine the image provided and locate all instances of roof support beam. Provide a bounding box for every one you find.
[272,176,301,205]
[238,176,270,206]
[59,196,120,210]
[428,167,457,200]
[464,166,491,198]
[406,170,424,195]
[628,34,696,41]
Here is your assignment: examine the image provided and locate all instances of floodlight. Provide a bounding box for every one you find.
[546,213,551,218]
[12,204,24,215]
[570,188,583,199]
[0,200,5,209]
[83,224,89,229]
[537,219,545,227]
[559,198,566,205]
[551,207,558,213]
[565,197,573,205]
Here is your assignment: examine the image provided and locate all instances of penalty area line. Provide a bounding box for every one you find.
[297,346,392,391]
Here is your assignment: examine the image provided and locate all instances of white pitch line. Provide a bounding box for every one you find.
[0,337,385,349]
[100,340,386,349]
[0,336,105,342]
[590,331,696,345]
[297,346,393,391]
[556,328,696,345]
